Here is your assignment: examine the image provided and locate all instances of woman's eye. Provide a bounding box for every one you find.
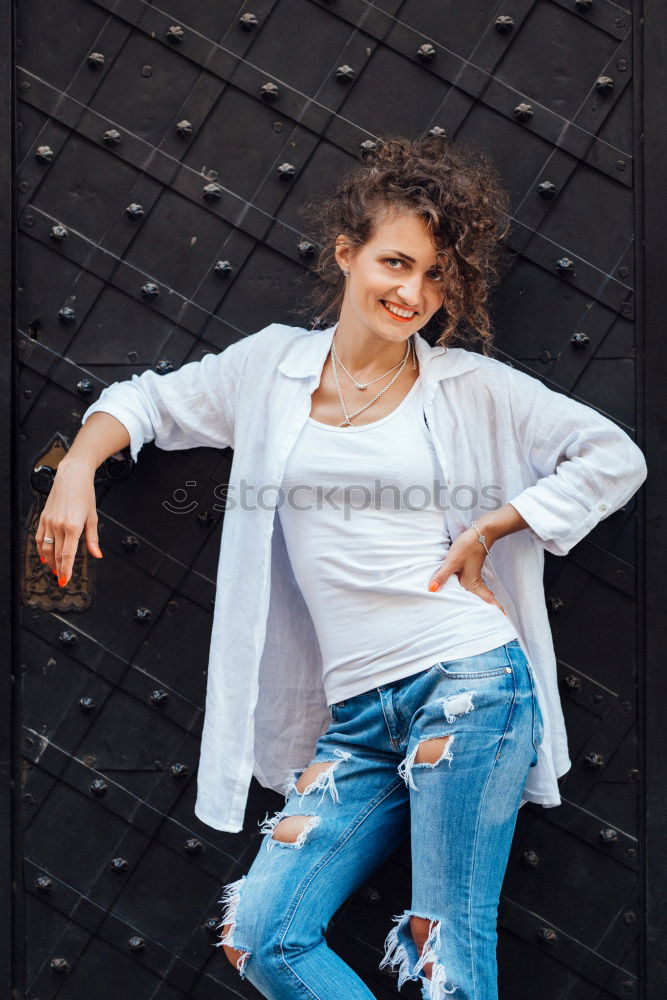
[383,258,442,281]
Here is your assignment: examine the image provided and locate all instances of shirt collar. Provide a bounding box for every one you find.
[277,322,481,384]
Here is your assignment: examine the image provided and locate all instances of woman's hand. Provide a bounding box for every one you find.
[35,458,104,587]
[427,527,506,615]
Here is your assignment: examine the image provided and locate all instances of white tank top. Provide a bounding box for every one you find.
[278,377,518,706]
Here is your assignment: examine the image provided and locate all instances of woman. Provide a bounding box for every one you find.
[37,135,647,999]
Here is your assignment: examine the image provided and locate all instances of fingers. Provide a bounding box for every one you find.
[84,520,103,560]
[36,521,102,588]
[36,521,59,578]
[469,581,506,615]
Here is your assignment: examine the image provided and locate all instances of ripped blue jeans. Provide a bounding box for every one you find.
[215,638,544,1000]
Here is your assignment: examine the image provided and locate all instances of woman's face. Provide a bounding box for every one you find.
[334,209,447,342]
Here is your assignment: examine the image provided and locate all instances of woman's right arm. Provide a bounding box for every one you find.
[36,411,132,585]
[36,329,261,586]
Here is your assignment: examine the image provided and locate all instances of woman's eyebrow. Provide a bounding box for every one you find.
[379,249,439,268]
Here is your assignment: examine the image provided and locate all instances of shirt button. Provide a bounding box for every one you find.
[505,666,511,673]
[598,500,610,512]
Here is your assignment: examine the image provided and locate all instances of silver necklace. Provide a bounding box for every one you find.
[333,343,408,390]
[330,335,416,427]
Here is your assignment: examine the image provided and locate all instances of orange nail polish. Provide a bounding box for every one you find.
[39,555,45,563]
[428,581,440,592]
[52,568,58,575]
[58,576,66,587]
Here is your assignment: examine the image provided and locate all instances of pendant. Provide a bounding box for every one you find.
[356,383,367,390]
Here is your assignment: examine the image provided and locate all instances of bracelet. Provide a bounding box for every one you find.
[470,519,491,556]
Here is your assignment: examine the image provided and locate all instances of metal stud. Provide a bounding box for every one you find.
[335,64,355,82]
[495,14,514,32]
[141,282,160,299]
[101,128,121,147]
[417,42,436,62]
[58,306,76,325]
[166,24,184,44]
[260,81,280,101]
[513,102,533,122]
[202,182,222,201]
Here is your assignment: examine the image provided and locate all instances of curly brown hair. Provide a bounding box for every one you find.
[294,132,512,357]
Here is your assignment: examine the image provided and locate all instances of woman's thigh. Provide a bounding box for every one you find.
[216,734,410,982]
[381,640,541,999]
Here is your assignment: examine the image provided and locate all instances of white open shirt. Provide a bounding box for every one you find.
[81,322,648,832]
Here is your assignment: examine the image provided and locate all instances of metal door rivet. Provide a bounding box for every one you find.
[203,182,222,201]
[537,180,556,198]
[495,15,514,32]
[260,81,280,101]
[513,102,533,122]
[537,927,557,945]
[141,282,160,299]
[571,332,589,350]
[214,259,232,277]
[58,307,76,325]
[417,43,436,62]
[101,128,121,147]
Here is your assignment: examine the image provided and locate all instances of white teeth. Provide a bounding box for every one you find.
[382,301,416,319]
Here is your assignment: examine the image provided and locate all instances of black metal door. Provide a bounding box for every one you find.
[10,1,658,997]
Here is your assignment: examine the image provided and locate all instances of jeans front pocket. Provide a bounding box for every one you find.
[329,699,347,722]
[433,641,515,681]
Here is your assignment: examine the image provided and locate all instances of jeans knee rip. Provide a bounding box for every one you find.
[380,911,457,998]
[282,747,352,806]
[213,875,251,977]
[258,811,322,853]
[398,735,455,792]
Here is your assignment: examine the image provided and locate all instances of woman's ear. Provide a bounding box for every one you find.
[334,235,352,273]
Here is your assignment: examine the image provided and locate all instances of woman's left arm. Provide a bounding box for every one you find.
[427,367,646,603]
[492,366,647,557]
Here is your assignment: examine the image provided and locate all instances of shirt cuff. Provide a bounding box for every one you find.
[81,402,146,464]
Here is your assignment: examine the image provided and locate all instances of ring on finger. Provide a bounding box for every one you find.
[43,537,55,545]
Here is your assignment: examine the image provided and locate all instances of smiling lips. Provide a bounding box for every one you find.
[380,299,418,322]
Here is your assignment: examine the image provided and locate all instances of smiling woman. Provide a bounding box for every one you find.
[38,131,647,1000]
[297,132,511,357]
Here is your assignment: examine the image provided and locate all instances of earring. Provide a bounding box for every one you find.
[342,268,350,277]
